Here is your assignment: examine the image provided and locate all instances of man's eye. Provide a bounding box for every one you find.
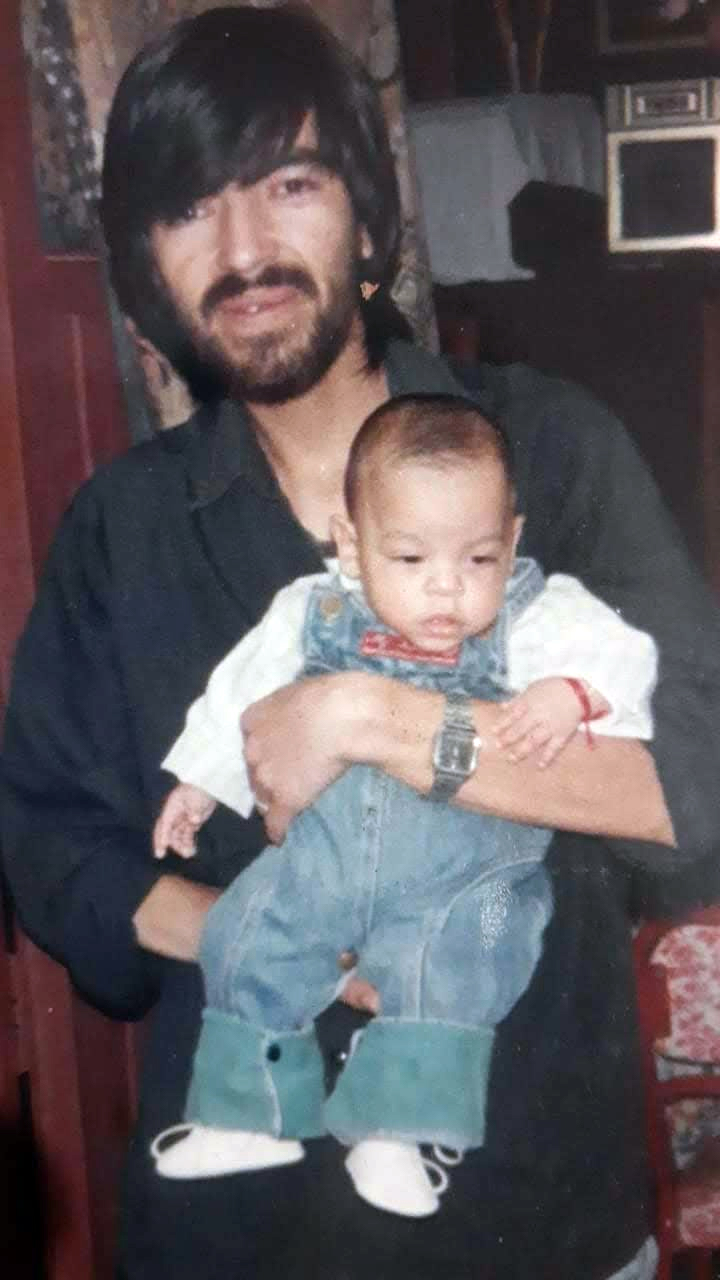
[271,164,327,199]
[281,177,311,195]
[169,200,210,226]
[274,173,319,199]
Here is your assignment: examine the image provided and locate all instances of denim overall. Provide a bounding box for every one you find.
[190,558,553,1151]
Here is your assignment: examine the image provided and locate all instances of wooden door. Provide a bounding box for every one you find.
[0,4,141,1276]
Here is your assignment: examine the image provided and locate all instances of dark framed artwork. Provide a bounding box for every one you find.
[596,0,708,54]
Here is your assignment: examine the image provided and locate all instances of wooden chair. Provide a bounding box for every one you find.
[633,907,720,1280]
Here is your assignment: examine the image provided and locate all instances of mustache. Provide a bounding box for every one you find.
[200,266,317,320]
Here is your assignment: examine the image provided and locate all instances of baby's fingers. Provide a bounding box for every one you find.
[536,729,577,770]
[494,706,532,749]
[153,816,172,859]
[171,818,198,859]
[153,813,196,859]
[536,735,565,770]
[494,699,527,732]
[502,721,553,762]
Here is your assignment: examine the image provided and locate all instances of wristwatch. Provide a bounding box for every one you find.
[428,693,482,801]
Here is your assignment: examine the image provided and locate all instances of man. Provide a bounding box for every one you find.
[3,6,720,1278]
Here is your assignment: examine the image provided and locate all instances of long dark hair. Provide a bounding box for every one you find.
[100,4,407,391]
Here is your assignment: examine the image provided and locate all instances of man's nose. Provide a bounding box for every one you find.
[214,186,276,274]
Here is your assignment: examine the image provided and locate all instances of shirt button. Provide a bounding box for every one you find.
[267,1043,282,1062]
[319,593,342,622]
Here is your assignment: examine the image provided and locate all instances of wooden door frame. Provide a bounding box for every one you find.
[1,5,140,1276]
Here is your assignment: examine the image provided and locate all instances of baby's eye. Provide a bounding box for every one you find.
[471,555,495,566]
[391,554,422,564]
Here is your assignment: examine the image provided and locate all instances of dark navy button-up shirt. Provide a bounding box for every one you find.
[3,341,720,1279]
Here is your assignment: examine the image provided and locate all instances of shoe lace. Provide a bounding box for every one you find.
[150,1123,194,1160]
[421,1145,464,1196]
[432,1145,463,1167]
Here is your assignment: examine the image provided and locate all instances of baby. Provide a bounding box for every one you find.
[151,394,657,1218]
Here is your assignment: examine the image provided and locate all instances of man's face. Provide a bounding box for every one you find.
[149,120,370,403]
[334,454,523,653]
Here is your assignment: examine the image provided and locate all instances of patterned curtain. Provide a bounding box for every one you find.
[21,0,436,431]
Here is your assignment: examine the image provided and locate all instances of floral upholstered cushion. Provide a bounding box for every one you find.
[653,925,720,1063]
[653,920,720,1240]
[675,1137,720,1246]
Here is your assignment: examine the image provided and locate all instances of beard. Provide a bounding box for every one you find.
[170,260,360,405]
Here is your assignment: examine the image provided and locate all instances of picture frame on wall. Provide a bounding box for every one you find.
[596,0,708,54]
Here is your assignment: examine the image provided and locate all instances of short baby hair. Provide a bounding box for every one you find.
[344,393,515,520]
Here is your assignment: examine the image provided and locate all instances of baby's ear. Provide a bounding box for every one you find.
[330,513,361,579]
[511,514,525,559]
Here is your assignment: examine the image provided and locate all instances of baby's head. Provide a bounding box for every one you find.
[332,394,524,652]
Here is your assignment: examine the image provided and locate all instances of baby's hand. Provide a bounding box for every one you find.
[153,783,217,859]
[494,677,609,769]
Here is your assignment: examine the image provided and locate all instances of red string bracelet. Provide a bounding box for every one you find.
[563,676,606,748]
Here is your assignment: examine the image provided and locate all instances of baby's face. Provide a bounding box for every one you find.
[338,456,522,653]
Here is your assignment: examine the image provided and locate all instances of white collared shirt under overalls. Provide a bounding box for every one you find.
[164,559,656,1153]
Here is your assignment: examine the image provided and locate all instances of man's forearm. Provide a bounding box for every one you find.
[133,875,220,961]
[350,677,675,847]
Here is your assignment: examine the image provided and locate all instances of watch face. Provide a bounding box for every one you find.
[435,731,478,775]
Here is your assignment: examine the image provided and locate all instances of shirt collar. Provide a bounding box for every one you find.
[175,339,473,511]
[177,397,279,511]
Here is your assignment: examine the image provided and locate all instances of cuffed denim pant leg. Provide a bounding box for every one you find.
[193,765,552,1149]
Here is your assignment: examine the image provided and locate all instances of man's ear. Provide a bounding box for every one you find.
[358,224,373,266]
[330,513,362,579]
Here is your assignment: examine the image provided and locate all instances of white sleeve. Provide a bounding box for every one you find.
[162,572,329,816]
[507,574,658,740]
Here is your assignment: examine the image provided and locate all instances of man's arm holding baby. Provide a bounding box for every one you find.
[243,548,666,847]
[240,672,674,847]
[136,617,663,964]
[132,669,668,969]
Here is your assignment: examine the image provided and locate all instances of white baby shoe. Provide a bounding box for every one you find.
[151,1123,305,1179]
[345,1139,450,1217]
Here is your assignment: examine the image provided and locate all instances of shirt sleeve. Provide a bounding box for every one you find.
[0,489,162,1019]
[507,573,658,739]
[502,365,720,872]
[162,574,325,815]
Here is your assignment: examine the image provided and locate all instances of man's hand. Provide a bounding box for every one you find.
[338,949,381,1015]
[342,974,381,1015]
[241,674,362,842]
[243,666,673,848]
[134,876,383,1014]
[133,876,221,960]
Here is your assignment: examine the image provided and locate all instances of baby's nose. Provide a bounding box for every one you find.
[427,570,464,594]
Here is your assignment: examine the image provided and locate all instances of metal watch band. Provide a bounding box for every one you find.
[428,692,482,802]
